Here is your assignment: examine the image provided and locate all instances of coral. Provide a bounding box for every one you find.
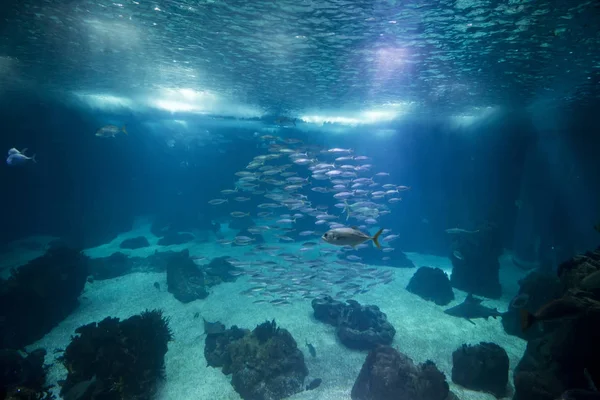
[60,310,172,400]
[0,246,88,349]
[205,320,308,400]
[406,266,455,306]
[312,297,396,350]
[452,342,509,397]
[351,345,451,400]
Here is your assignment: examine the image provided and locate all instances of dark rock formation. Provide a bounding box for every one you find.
[60,310,172,400]
[157,232,195,246]
[311,296,395,350]
[351,345,451,400]
[512,247,600,400]
[452,342,509,397]
[89,249,193,280]
[203,256,242,286]
[406,267,454,306]
[0,348,53,400]
[449,223,503,298]
[0,246,88,349]
[205,320,308,400]
[502,271,562,340]
[166,250,208,302]
[88,251,132,280]
[119,236,150,249]
[338,245,415,268]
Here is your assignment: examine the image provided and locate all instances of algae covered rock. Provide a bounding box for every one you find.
[205,320,308,400]
[166,249,208,302]
[452,342,509,397]
[60,310,172,400]
[406,266,454,306]
[312,296,396,350]
[351,345,451,400]
[0,246,88,349]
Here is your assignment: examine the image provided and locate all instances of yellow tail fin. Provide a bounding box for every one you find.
[372,228,384,250]
[121,125,128,135]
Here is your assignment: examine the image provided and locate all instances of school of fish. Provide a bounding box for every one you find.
[205,134,409,305]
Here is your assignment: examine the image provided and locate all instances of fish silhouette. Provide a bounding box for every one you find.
[444,294,503,325]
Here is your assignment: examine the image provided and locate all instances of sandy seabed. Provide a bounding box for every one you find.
[25,219,528,400]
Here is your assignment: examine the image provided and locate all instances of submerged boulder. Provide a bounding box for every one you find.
[452,342,509,397]
[0,246,88,349]
[205,320,308,400]
[406,266,454,306]
[351,345,451,400]
[166,250,208,302]
[119,236,150,249]
[157,232,195,246]
[203,256,242,286]
[312,296,395,350]
[60,310,172,400]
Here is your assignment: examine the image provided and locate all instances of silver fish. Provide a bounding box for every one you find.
[322,227,383,249]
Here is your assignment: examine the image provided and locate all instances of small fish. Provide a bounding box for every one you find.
[230,212,250,218]
[445,228,480,234]
[453,250,463,260]
[6,148,36,166]
[153,282,160,290]
[95,124,128,138]
[322,227,383,249]
[208,199,228,205]
[305,340,317,357]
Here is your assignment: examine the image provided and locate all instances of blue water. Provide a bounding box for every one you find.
[1,0,600,399]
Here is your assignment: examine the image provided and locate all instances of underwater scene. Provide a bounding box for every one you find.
[1,0,600,399]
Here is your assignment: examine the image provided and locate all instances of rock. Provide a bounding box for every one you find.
[203,256,242,286]
[351,345,450,400]
[166,250,208,302]
[451,342,509,397]
[406,266,454,306]
[0,348,52,399]
[501,271,562,340]
[205,320,308,400]
[119,236,150,249]
[157,232,195,246]
[89,251,132,280]
[311,296,395,350]
[60,310,172,400]
[449,223,503,298]
[0,246,88,349]
[558,246,600,296]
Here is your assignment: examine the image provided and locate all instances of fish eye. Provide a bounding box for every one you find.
[323,233,328,237]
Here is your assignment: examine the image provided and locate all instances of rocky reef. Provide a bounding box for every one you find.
[311,296,395,350]
[0,246,88,349]
[351,345,456,400]
[166,250,209,302]
[512,246,600,400]
[449,223,502,298]
[452,342,509,397]
[406,266,454,306]
[0,348,53,400]
[119,236,150,249]
[204,320,308,400]
[59,310,172,400]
